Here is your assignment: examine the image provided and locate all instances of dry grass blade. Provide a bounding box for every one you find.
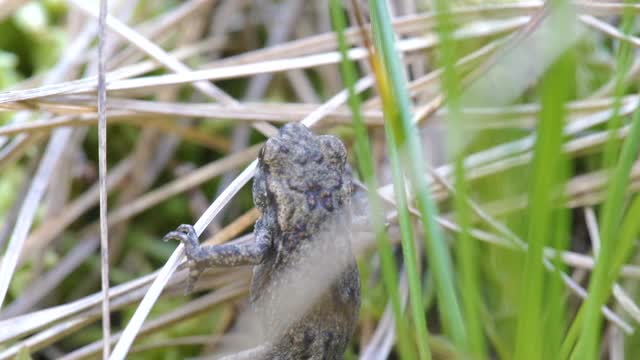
[0,133,46,171]
[206,3,538,69]
[0,144,258,348]
[107,0,218,69]
[0,268,248,359]
[0,314,93,360]
[0,112,232,151]
[63,282,248,360]
[0,14,105,310]
[96,1,111,358]
[574,1,640,15]
[106,144,260,226]
[0,98,387,131]
[1,235,100,319]
[5,143,255,287]
[67,0,235,105]
[0,26,507,106]
[69,0,282,141]
[0,44,219,104]
[0,128,72,309]
[0,271,154,344]
[579,14,640,47]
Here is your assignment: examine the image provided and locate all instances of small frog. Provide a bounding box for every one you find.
[164,123,360,359]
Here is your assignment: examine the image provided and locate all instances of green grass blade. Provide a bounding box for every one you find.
[601,0,635,169]
[506,4,574,360]
[513,53,570,360]
[573,0,640,356]
[575,108,640,358]
[328,2,414,358]
[545,200,572,357]
[560,306,584,360]
[608,193,640,286]
[431,0,487,357]
[453,162,486,358]
[543,26,576,358]
[368,0,467,348]
[384,122,431,360]
[340,2,433,356]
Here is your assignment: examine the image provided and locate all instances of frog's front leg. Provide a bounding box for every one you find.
[163,224,270,292]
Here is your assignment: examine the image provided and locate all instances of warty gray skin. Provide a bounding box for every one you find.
[164,123,361,360]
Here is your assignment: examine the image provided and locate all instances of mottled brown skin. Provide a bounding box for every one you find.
[164,123,360,360]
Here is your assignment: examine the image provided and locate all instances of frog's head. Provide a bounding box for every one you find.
[253,123,351,233]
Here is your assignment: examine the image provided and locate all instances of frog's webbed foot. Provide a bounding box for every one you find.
[163,224,203,293]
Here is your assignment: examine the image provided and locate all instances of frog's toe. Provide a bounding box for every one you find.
[175,224,197,237]
[163,224,199,247]
[162,230,184,242]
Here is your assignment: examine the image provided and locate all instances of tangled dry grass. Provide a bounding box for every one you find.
[1,1,640,359]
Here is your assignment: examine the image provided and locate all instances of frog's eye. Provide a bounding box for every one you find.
[260,139,280,164]
[255,192,265,209]
[254,189,266,208]
[319,135,346,165]
[253,176,269,210]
